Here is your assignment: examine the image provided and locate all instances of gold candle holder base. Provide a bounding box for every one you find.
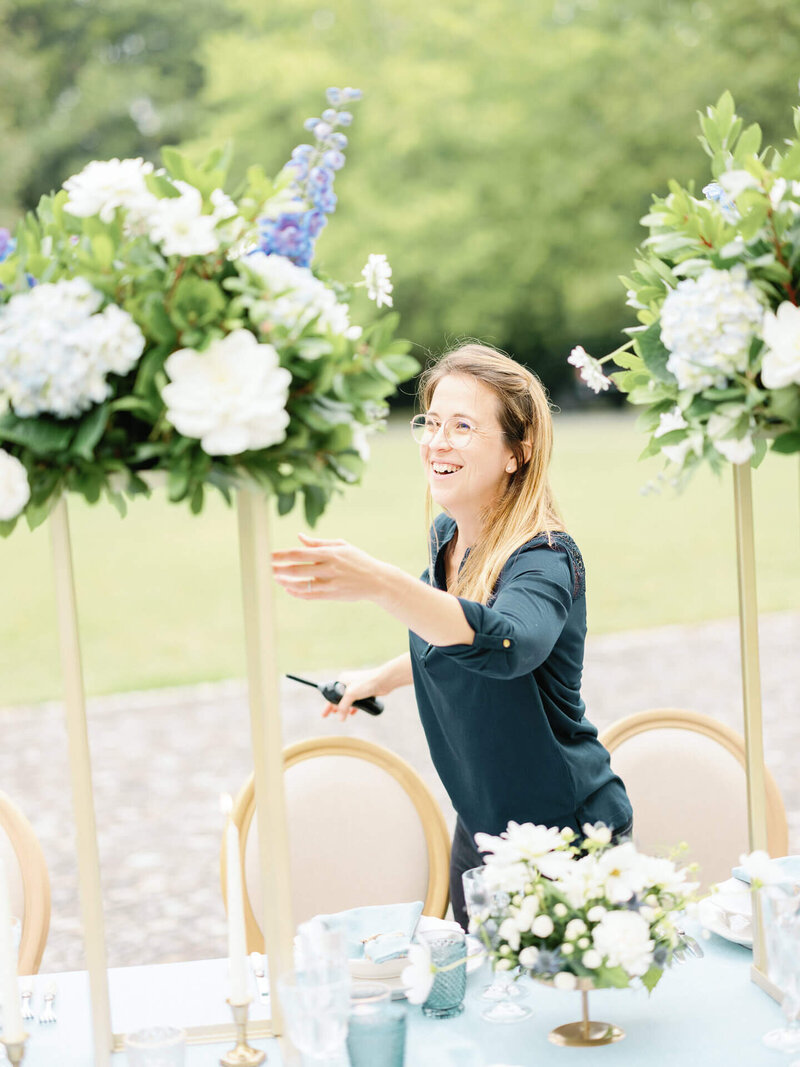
[220,999,266,1067]
[1,1033,29,1066]
[548,990,625,1047]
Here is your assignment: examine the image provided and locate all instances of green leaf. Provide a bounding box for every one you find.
[751,436,768,468]
[90,234,114,270]
[771,431,800,454]
[0,413,74,455]
[168,465,191,502]
[381,353,420,380]
[636,323,676,384]
[70,404,109,460]
[641,965,663,994]
[24,495,57,531]
[277,491,296,516]
[303,484,327,526]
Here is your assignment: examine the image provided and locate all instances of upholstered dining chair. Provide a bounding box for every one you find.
[600,708,788,892]
[0,792,51,975]
[221,737,451,952]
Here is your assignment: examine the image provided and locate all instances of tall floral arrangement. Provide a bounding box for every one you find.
[0,88,415,532]
[471,822,697,994]
[568,91,800,487]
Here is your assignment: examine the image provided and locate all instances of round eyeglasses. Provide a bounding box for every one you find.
[410,414,479,449]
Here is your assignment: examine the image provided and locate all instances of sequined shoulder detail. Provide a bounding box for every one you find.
[527,531,586,599]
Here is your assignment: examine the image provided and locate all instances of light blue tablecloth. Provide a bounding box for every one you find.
[4,927,787,1066]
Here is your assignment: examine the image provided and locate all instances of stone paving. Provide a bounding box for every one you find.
[1,611,797,975]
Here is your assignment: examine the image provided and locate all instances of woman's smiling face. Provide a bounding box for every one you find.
[421,374,516,519]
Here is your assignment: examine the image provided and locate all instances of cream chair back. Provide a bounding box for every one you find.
[0,793,51,975]
[601,709,788,893]
[225,738,451,951]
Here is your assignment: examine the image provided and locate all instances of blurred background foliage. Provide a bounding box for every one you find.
[3,0,800,398]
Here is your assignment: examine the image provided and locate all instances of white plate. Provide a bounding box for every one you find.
[697,884,753,947]
[350,935,485,998]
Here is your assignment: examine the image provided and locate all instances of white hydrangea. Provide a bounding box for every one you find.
[661,267,765,392]
[242,252,360,343]
[63,157,155,224]
[591,910,654,978]
[0,278,145,418]
[161,329,291,455]
[0,449,30,521]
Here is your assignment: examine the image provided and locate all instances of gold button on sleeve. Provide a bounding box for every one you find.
[502,638,511,648]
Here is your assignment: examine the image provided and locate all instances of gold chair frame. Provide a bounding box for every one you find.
[600,708,788,858]
[0,792,51,975]
[221,736,451,952]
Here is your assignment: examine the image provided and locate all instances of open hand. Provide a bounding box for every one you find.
[271,533,386,603]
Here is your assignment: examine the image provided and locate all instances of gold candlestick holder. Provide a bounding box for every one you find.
[1,1033,29,1066]
[220,999,265,1067]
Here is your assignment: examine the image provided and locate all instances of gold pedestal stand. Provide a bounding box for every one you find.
[219,1000,266,1066]
[0,1034,29,1066]
[548,990,624,1047]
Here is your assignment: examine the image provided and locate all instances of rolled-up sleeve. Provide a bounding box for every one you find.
[436,546,573,678]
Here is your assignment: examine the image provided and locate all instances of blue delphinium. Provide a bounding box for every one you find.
[257,87,361,267]
[0,228,15,262]
[702,181,739,223]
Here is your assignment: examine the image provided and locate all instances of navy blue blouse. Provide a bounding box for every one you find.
[409,513,631,839]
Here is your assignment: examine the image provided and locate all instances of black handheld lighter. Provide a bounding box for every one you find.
[286,673,384,716]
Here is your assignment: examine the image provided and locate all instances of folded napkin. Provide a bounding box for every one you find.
[732,856,800,887]
[312,901,424,964]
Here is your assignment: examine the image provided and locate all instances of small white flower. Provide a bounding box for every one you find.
[718,169,761,199]
[497,918,521,952]
[553,903,568,919]
[532,915,554,938]
[582,822,613,845]
[581,949,602,970]
[587,905,607,923]
[577,937,590,950]
[553,971,577,991]
[738,850,784,887]
[243,252,355,339]
[594,842,649,904]
[567,346,612,393]
[564,919,587,940]
[512,895,539,933]
[518,946,540,968]
[653,408,688,439]
[401,943,434,1005]
[714,433,755,464]
[661,430,703,468]
[361,253,393,308]
[0,449,30,520]
[149,182,220,257]
[162,329,291,455]
[494,958,513,971]
[560,943,574,956]
[63,157,155,223]
[761,302,800,389]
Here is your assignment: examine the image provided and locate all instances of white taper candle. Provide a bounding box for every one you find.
[221,793,250,1005]
[0,853,25,1042]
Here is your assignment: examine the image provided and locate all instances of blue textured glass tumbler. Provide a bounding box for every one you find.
[347,982,407,1067]
[419,929,467,1019]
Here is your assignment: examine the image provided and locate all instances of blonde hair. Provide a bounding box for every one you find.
[420,342,565,604]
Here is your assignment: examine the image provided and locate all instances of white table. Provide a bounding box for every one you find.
[4,928,788,1066]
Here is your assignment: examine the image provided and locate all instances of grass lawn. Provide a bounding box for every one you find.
[1,410,797,706]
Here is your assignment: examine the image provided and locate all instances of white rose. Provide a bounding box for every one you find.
[63,157,155,223]
[162,329,291,454]
[518,946,539,969]
[149,182,220,257]
[592,910,654,978]
[0,450,30,520]
[553,971,577,991]
[532,915,554,938]
[760,302,800,388]
[581,949,602,969]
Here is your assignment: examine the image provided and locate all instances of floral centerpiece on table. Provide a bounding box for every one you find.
[0,88,417,533]
[470,821,698,994]
[568,91,800,488]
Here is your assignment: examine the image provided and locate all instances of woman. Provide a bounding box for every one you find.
[272,343,632,929]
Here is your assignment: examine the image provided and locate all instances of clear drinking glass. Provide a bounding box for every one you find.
[277,967,351,1064]
[417,929,467,1019]
[762,885,800,1053]
[461,866,531,1024]
[346,981,407,1067]
[123,1026,186,1067]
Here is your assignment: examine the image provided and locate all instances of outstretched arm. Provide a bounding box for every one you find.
[271,533,475,647]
